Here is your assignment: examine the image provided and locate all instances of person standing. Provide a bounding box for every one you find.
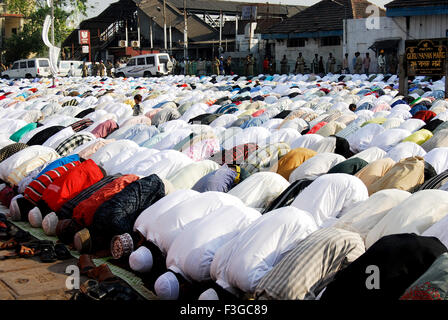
[263,56,269,74]
[312,54,319,74]
[354,52,363,74]
[225,56,232,75]
[106,60,113,77]
[67,63,75,77]
[219,56,225,75]
[363,52,371,75]
[295,52,305,74]
[318,56,325,74]
[378,50,386,74]
[342,53,350,74]
[213,56,220,75]
[99,60,106,77]
[389,54,398,74]
[280,55,288,74]
[327,53,336,74]
[247,54,254,76]
[82,62,88,77]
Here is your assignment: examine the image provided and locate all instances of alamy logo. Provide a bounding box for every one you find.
[365,5,380,30]
[365,265,380,290]
[65,265,80,290]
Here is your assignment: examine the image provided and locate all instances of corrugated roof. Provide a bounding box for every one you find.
[265,0,385,34]
[165,0,306,16]
[139,0,218,42]
[385,0,448,8]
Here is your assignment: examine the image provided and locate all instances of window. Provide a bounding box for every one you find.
[20,61,27,68]
[27,60,35,68]
[60,62,70,69]
[11,28,17,35]
[137,57,145,65]
[158,55,169,64]
[287,38,306,47]
[38,60,49,67]
[146,56,155,65]
[321,36,341,46]
[12,62,19,70]
[127,59,136,66]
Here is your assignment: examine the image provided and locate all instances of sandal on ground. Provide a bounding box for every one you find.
[86,263,119,283]
[78,254,96,275]
[39,243,57,263]
[55,243,71,260]
[0,238,18,250]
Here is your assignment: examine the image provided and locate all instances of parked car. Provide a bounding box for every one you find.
[58,60,87,77]
[114,53,173,78]
[1,58,51,79]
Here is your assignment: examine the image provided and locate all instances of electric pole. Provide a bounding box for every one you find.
[163,0,167,51]
[184,0,188,64]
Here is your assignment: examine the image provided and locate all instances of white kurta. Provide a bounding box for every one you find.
[166,205,261,282]
[385,142,427,163]
[291,173,369,227]
[365,190,448,249]
[148,192,245,254]
[228,172,290,210]
[210,206,318,295]
[169,160,220,190]
[134,189,200,240]
[424,147,448,175]
[289,152,346,183]
[333,189,411,242]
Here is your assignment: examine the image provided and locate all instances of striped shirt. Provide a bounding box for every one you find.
[242,143,290,175]
[24,161,81,205]
[70,119,94,132]
[414,169,448,192]
[254,227,365,300]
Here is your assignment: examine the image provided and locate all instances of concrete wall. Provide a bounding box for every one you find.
[273,38,343,74]
[344,15,448,73]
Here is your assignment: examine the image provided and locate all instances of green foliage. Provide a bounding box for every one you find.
[3,0,88,63]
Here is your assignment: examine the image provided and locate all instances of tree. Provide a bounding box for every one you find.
[3,0,89,63]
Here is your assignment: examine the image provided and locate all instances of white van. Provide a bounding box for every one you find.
[1,58,51,79]
[58,60,85,77]
[114,53,173,78]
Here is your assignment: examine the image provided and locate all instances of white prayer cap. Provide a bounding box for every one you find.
[42,212,58,236]
[28,207,42,228]
[198,288,219,300]
[154,271,179,300]
[8,195,22,221]
[129,246,153,273]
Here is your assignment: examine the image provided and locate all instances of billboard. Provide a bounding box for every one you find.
[78,30,90,45]
[405,38,447,76]
[241,6,257,20]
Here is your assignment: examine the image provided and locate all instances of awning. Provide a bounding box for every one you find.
[369,38,401,52]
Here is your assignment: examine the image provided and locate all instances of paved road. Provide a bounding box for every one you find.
[0,250,84,300]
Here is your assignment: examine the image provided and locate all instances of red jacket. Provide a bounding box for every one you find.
[72,174,139,227]
[24,161,81,205]
[41,159,104,212]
